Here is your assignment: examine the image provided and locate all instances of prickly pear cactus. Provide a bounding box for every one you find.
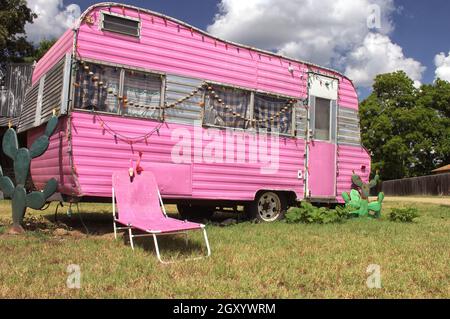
[0,115,59,232]
[341,170,384,218]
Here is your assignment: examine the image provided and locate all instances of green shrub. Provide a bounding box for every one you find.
[285,202,352,224]
[389,207,419,222]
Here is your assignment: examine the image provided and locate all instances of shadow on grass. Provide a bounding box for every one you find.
[120,229,206,257]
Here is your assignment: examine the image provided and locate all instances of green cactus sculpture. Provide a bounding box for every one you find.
[342,170,384,218]
[0,115,59,233]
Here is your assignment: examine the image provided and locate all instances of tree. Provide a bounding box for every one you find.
[360,71,449,180]
[0,0,37,66]
[24,38,57,63]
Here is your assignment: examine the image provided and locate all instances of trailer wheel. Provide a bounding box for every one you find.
[247,192,287,222]
[177,204,215,220]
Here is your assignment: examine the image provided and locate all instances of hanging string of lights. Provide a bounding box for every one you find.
[203,85,297,126]
[75,60,304,142]
[92,111,164,145]
[74,60,205,111]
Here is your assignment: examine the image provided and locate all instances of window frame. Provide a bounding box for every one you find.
[72,59,165,119]
[313,97,332,141]
[201,81,298,138]
[202,83,252,131]
[100,11,141,38]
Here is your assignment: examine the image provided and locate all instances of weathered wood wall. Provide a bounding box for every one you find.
[382,173,450,196]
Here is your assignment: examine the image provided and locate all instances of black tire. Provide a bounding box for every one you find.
[177,204,215,220]
[246,192,287,222]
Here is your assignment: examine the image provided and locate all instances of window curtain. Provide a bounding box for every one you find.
[74,63,120,113]
[204,85,250,129]
[122,71,161,118]
[254,94,292,134]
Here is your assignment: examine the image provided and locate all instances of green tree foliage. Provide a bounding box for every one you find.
[360,71,450,180]
[24,38,57,63]
[0,0,37,66]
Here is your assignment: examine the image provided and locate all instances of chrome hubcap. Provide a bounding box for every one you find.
[257,192,281,222]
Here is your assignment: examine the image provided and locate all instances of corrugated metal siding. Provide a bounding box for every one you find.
[338,78,359,110]
[17,82,39,132]
[76,6,308,99]
[40,59,65,123]
[336,144,371,201]
[295,104,307,138]
[70,111,305,200]
[18,58,66,133]
[32,29,73,86]
[28,116,78,195]
[164,74,203,124]
[337,106,361,146]
[0,63,33,117]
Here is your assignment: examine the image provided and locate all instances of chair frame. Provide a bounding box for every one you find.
[112,187,211,264]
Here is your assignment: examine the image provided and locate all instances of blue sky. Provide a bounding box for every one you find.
[26,0,450,99]
[391,0,450,85]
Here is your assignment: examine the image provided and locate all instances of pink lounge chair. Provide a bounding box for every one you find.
[112,171,211,263]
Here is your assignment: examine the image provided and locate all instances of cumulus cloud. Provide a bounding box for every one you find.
[207,0,425,88]
[25,0,81,43]
[434,52,450,82]
[345,33,425,88]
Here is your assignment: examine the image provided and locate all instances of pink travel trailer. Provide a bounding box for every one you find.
[21,2,370,222]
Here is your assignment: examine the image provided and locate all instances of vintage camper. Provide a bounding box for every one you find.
[14,2,370,222]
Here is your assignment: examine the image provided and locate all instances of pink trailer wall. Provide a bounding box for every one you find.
[69,111,305,200]
[76,5,309,99]
[336,144,371,202]
[28,117,80,195]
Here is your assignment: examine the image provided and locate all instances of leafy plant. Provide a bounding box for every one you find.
[285,202,352,224]
[389,207,420,222]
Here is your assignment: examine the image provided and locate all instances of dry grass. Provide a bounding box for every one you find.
[0,200,449,298]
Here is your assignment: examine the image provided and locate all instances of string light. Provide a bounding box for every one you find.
[77,61,306,128]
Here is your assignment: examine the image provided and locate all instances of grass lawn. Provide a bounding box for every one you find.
[0,200,449,298]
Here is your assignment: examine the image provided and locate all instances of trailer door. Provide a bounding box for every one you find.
[307,93,338,199]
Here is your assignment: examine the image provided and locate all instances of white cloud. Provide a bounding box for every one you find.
[207,0,425,88]
[345,33,425,88]
[25,0,81,43]
[434,52,450,82]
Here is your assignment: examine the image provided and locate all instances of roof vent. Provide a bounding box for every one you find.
[101,12,140,37]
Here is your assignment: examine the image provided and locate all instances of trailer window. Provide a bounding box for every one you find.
[203,85,250,129]
[74,63,120,113]
[314,97,331,140]
[254,94,293,134]
[122,70,161,118]
[101,12,140,37]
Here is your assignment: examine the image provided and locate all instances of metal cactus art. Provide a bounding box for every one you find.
[0,115,59,233]
[342,170,384,218]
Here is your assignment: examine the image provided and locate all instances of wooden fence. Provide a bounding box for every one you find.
[382,173,450,196]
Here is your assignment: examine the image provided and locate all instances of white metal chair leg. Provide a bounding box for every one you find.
[150,229,211,264]
[113,220,117,240]
[128,228,135,250]
[203,228,211,258]
[152,234,164,263]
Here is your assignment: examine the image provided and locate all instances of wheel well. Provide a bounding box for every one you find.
[254,190,297,206]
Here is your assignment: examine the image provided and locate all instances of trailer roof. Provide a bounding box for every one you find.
[77,2,354,85]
